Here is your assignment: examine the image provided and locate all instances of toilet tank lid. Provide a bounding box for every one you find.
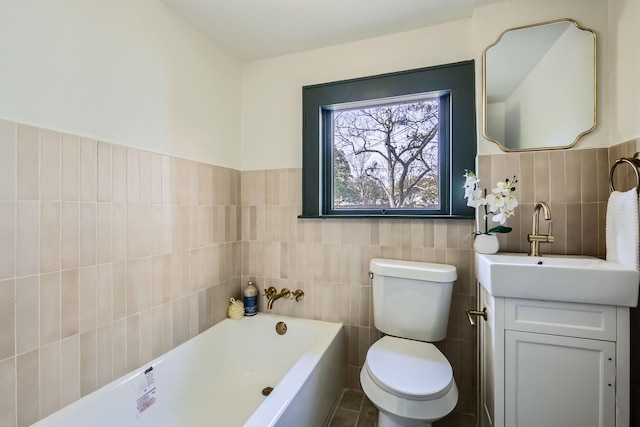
[370,258,457,282]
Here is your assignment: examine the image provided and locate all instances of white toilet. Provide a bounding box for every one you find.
[360,258,458,427]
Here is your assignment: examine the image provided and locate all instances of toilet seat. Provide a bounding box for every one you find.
[364,336,453,400]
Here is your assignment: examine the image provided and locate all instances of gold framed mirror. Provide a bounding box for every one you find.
[482,18,597,151]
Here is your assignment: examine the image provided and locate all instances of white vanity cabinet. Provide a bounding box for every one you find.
[479,287,630,427]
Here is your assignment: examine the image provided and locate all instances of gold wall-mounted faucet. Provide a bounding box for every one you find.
[264,287,304,309]
[266,288,290,309]
[527,201,554,256]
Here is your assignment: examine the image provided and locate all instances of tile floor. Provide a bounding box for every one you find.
[328,389,378,427]
[327,389,477,427]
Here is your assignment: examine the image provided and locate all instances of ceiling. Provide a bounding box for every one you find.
[159,0,503,61]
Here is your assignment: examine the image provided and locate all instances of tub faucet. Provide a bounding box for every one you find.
[267,288,290,309]
[527,201,554,256]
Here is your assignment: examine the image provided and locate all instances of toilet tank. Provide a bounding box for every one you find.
[369,258,456,342]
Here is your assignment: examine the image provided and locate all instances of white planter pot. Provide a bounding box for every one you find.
[474,233,499,254]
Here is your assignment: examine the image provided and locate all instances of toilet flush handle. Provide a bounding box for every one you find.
[465,307,488,326]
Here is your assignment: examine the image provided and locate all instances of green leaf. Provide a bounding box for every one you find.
[488,225,512,234]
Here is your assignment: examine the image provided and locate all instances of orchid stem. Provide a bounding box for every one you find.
[483,188,488,233]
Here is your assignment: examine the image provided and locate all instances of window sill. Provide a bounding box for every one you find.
[297,214,474,220]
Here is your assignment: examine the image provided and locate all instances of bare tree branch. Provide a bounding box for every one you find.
[333,99,440,208]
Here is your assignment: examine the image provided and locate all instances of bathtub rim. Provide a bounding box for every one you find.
[32,312,344,427]
[242,313,344,427]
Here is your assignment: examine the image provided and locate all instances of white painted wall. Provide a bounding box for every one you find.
[240,20,473,171]
[474,0,608,155]
[0,0,629,169]
[240,0,611,167]
[609,0,640,144]
[0,0,242,168]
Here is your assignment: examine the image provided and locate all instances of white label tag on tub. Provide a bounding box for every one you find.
[136,366,157,415]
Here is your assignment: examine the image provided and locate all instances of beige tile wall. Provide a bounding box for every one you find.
[477,148,611,258]
[0,119,242,427]
[240,169,479,420]
[240,145,628,423]
[3,113,632,427]
[608,140,640,194]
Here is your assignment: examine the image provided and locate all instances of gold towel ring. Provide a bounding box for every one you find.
[609,153,640,193]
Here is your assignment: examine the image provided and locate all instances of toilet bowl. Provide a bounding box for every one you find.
[361,259,458,427]
[360,336,458,426]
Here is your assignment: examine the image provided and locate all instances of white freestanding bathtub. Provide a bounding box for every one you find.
[33,313,345,427]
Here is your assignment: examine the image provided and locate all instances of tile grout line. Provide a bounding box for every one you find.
[353,394,364,426]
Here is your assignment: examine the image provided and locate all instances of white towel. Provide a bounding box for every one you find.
[606,187,639,270]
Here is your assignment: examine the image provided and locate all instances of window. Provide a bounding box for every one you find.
[301,60,476,219]
[331,94,446,212]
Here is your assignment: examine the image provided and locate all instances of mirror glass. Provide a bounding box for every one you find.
[483,19,596,151]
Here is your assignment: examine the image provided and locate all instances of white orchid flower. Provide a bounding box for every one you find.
[462,171,518,233]
[463,172,480,199]
[467,188,486,208]
[505,194,518,210]
[463,183,475,200]
[493,180,512,196]
[492,211,506,224]
[492,209,512,225]
[486,193,505,211]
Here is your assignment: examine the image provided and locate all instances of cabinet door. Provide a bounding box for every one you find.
[505,331,616,427]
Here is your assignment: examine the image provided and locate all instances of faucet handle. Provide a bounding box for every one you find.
[290,289,304,301]
[263,286,277,299]
[547,222,555,243]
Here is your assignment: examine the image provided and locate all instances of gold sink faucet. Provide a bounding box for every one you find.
[266,287,290,309]
[528,201,554,256]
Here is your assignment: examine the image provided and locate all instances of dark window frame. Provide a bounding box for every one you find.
[301,60,476,219]
[324,93,449,215]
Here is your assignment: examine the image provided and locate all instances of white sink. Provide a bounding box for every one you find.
[476,253,640,307]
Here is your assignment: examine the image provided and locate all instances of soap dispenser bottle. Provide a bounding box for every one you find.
[243,281,258,316]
